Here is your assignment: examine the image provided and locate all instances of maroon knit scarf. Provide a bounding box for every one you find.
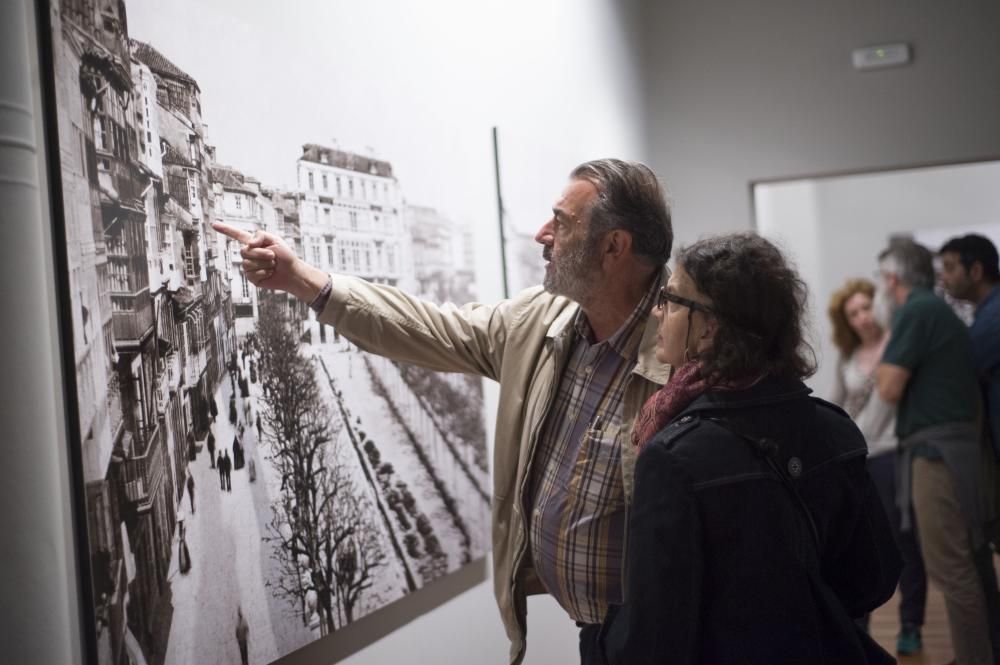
[632,361,708,451]
[632,362,764,451]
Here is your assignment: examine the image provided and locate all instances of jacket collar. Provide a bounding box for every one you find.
[545,300,578,340]
[544,267,671,386]
[683,375,812,413]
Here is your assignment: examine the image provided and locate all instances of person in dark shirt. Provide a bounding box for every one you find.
[940,233,1000,453]
[876,238,994,665]
[939,232,1000,657]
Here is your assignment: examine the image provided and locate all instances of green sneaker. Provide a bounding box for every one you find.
[896,624,922,655]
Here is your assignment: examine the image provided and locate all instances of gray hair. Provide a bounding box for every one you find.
[570,159,673,267]
[879,239,935,289]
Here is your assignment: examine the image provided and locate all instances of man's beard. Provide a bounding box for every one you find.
[542,236,602,303]
[946,277,973,303]
[873,284,898,331]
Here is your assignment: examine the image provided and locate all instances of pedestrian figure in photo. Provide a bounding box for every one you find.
[235,605,250,665]
[186,431,196,461]
[248,456,256,483]
[223,450,233,492]
[255,413,262,440]
[207,429,216,468]
[210,395,218,421]
[177,508,191,575]
[233,434,245,471]
[177,506,186,542]
[178,539,191,574]
[218,451,226,490]
[186,473,195,514]
[229,394,237,425]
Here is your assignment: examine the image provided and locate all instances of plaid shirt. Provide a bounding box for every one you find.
[528,281,658,623]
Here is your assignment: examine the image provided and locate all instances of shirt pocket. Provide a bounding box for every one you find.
[569,418,626,517]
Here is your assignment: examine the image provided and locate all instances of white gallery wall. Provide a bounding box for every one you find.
[640,0,1000,250]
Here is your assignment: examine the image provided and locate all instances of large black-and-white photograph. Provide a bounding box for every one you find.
[45,1,494,663]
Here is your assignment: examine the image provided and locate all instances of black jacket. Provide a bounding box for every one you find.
[601,377,902,665]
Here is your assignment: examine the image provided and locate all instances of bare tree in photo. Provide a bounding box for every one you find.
[258,293,384,634]
[258,295,332,629]
[327,490,385,625]
[269,489,315,626]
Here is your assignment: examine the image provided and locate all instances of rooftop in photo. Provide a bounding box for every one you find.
[210,165,259,195]
[300,143,394,178]
[131,40,199,90]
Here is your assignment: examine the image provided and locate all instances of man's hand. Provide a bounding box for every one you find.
[212,222,328,302]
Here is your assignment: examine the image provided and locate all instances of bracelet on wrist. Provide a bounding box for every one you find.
[308,276,333,314]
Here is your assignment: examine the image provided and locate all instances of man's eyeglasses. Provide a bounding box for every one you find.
[657,287,714,314]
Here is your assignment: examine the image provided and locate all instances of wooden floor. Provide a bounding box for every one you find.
[870,584,952,664]
[869,556,1000,664]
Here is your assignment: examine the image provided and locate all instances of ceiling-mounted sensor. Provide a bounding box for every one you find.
[852,43,911,70]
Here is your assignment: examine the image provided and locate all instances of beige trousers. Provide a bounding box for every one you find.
[912,457,993,665]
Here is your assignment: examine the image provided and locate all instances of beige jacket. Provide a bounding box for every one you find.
[317,273,669,665]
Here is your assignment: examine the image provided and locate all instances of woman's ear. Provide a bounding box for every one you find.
[696,315,718,353]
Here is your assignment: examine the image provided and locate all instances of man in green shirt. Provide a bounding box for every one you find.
[876,239,994,665]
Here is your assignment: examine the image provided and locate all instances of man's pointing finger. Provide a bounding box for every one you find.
[212,221,254,244]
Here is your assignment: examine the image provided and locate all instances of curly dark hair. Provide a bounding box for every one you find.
[679,232,816,383]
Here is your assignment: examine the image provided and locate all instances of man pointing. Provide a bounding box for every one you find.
[214,159,673,665]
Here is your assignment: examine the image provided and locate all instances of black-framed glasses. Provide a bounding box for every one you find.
[657,287,713,314]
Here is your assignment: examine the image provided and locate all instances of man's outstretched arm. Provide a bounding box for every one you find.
[212,221,511,380]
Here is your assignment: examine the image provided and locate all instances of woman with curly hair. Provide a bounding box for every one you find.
[600,233,901,664]
[828,278,927,655]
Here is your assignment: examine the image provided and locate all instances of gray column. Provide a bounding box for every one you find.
[0,1,85,663]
